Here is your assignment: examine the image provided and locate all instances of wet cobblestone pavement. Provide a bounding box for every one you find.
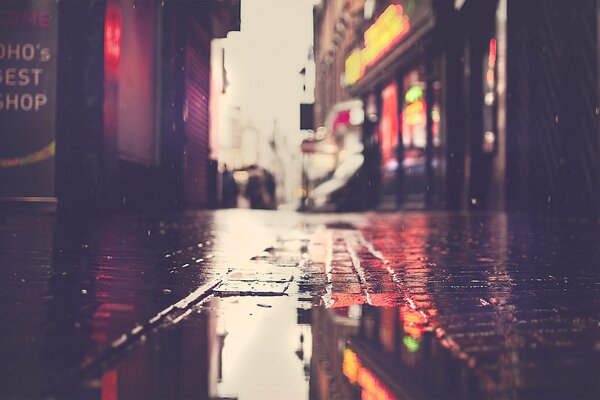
[2,210,600,399]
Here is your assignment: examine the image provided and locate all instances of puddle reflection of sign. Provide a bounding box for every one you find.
[342,347,395,399]
[0,0,57,198]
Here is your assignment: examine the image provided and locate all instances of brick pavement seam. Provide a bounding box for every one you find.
[354,228,499,394]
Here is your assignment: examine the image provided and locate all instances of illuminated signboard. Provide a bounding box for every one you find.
[104,3,122,71]
[404,85,423,103]
[0,0,58,199]
[344,4,410,86]
[380,82,399,176]
[344,48,362,86]
[362,4,410,67]
[403,100,425,126]
[486,38,496,88]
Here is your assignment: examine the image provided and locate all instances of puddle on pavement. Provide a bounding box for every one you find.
[60,295,486,400]
[59,287,600,400]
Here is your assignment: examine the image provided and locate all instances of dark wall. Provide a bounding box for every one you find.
[55,0,106,215]
[507,0,599,218]
[158,1,186,210]
[159,2,211,210]
[55,0,224,213]
[434,0,468,210]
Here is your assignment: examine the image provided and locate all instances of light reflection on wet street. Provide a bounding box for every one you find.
[2,210,600,399]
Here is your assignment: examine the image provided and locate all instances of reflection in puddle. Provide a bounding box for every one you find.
[71,296,313,399]
[67,295,484,400]
[310,304,482,400]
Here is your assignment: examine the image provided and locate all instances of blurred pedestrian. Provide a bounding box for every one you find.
[264,170,276,209]
[222,165,239,208]
[246,167,264,209]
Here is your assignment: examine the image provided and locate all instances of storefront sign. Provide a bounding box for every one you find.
[104,4,122,71]
[0,0,57,198]
[344,0,434,87]
[344,48,362,87]
[344,4,410,86]
[362,4,410,67]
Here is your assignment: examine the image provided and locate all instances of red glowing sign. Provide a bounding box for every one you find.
[488,38,497,69]
[486,38,497,88]
[380,82,399,170]
[332,110,351,133]
[104,4,121,70]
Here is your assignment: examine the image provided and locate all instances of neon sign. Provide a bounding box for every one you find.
[404,85,423,103]
[344,49,363,87]
[486,38,496,88]
[403,100,425,126]
[104,4,121,70]
[0,140,55,168]
[344,4,411,86]
[488,38,497,69]
[362,4,410,67]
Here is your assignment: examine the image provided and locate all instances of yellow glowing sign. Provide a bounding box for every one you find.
[403,100,425,126]
[344,4,411,86]
[362,4,410,67]
[344,49,363,86]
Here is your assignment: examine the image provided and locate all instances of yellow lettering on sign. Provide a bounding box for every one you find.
[362,4,410,67]
[344,49,362,86]
[344,4,411,86]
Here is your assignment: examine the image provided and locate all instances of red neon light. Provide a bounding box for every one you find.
[488,38,497,69]
[104,4,122,70]
[380,82,399,168]
[101,369,118,400]
[332,110,351,133]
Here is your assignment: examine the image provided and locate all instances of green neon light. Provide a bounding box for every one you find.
[403,335,420,352]
[404,86,423,103]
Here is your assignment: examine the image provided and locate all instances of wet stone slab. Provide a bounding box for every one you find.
[214,281,290,296]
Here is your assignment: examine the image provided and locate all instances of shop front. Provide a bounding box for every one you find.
[0,0,239,213]
[345,0,444,210]
[0,0,58,206]
[303,99,365,211]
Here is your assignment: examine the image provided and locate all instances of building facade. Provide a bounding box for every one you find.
[313,0,367,128]
[0,0,240,213]
[314,0,600,218]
